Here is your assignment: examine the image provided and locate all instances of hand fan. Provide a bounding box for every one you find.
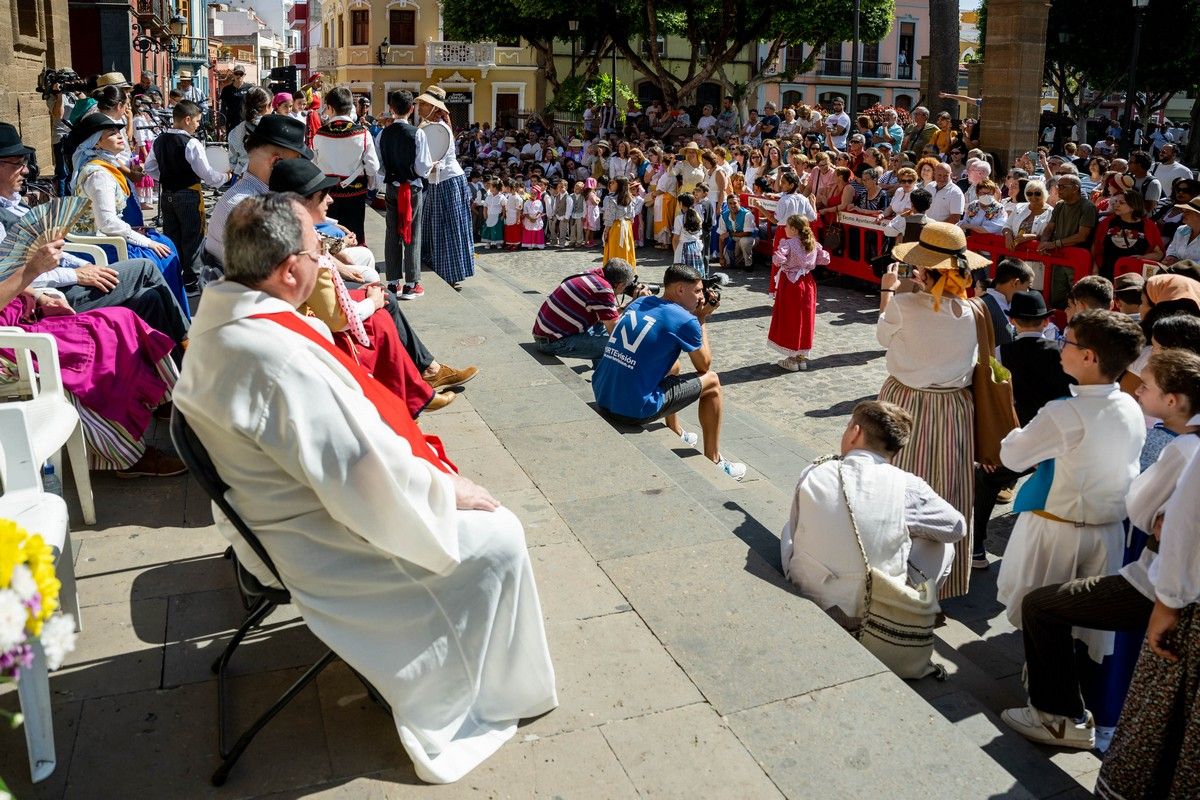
[0,196,91,281]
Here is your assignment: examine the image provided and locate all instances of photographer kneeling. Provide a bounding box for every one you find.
[593,264,747,481]
[532,258,642,364]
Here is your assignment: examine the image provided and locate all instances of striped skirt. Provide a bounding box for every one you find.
[421,173,476,285]
[878,376,975,598]
[71,354,178,470]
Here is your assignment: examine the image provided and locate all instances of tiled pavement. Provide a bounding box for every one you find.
[0,213,1099,798]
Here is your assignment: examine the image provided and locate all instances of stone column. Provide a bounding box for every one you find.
[980,0,1050,170]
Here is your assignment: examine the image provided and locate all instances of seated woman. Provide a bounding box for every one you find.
[70,114,190,316]
[0,238,184,477]
[269,159,452,414]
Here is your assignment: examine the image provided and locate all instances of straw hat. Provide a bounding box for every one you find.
[95,72,131,89]
[178,69,193,80]
[503,136,517,144]
[680,142,702,155]
[568,138,583,148]
[891,222,990,272]
[424,85,447,100]
[415,90,448,114]
[594,140,612,152]
[1173,196,1200,215]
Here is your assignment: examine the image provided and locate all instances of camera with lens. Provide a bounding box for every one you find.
[623,281,661,299]
[37,68,87,100]
[701,273,729,309]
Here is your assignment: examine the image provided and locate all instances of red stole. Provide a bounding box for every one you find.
[252,311,455,474]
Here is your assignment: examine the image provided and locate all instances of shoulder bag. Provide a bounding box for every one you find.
[838,462,944,680]
[969,298,1020,467]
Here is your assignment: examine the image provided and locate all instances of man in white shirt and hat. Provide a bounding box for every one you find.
[176,69,208,113]
[174,193,557,785]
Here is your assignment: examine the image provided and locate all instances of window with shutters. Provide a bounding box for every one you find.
[389,10,415,46]
[351,10,369,46]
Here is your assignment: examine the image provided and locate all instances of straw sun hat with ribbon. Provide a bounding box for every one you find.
[415,85,449,114]
[891,222,990,311]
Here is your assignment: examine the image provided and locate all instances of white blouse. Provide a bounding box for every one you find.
[1166,225,1200,262]
[76,164,156,248]
[877,291,978,389]
[1006,203,1054,238]
[1150,434,1200,608]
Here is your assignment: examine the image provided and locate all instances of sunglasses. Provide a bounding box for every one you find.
[899,179,915,184]
[1025,191,1044,197]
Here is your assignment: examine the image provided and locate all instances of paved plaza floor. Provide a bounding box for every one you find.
[0,212,1103,798]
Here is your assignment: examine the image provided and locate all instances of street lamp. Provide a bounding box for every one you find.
[1121,0,1150,156]
[849,0,860,114]
[568,19,578,80]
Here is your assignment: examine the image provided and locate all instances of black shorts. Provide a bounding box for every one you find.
[602,374,704,425]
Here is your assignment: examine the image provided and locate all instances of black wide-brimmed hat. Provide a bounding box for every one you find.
[0,123,35,158]
[245,114,313,159]
[1008,290,1052,319]
[268,157,338,197]
[63,114,126,153]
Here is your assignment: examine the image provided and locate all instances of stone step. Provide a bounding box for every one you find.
[400,259,1061,798]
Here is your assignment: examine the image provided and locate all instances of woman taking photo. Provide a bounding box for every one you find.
[1092,189,1164,279]
[877,222,988,598]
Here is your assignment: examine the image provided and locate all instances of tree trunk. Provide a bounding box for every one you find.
[1187,94,1200,168]
[928,0,960,116]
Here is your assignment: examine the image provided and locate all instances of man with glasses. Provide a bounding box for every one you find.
[0,122,189,348]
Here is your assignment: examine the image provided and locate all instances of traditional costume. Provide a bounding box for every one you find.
[602,193,643,268]
[768,236,828,359]
[312,113,380,246]
[419,118,475,286]
[480,190,505,248]
[175,280,558,784]
[521,189,545,249]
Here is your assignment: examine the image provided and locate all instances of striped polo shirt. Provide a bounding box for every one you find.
[532,269,619,341]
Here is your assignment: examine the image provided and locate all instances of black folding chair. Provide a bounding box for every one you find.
[170,410,339,787]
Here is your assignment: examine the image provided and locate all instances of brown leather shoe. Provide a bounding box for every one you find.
[427,364,478,390]
[425,390,456,412]
[116,447,188,478]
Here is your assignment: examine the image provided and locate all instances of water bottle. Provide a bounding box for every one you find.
[42,462,63,498]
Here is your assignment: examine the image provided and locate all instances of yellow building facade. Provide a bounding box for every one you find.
[314,0,541,128]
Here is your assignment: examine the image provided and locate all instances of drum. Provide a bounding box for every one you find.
[421,122,453,163]
[204,144,230,174]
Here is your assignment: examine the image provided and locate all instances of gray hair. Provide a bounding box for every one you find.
[862,167,883,182]
[602,258,636,289]
[913,106,929,118]
[224,193,307,286]
[968,158,992,176]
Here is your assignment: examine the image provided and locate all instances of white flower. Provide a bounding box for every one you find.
[40,613,77,670]
[9,564,37,603]
[0,590,27,653]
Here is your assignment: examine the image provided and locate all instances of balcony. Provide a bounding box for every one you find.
[311,46,338,70]
[287,3,308,25]
[426,40,496,70]
[135,0,170,29]
[817,59,893,79]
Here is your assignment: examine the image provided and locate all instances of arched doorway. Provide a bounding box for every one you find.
[894,94,913,111]
[818,91,846,108]
[695,82,722,114]
[637,81,664,107]
[856,92,881,112]
[782,89,804,108]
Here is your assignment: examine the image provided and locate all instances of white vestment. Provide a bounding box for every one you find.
[174,281,557,784]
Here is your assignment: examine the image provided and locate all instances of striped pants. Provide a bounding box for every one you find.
[878,377,974,598]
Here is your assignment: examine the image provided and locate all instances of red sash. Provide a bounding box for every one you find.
[394,181,414,244]
[252,311,455,474]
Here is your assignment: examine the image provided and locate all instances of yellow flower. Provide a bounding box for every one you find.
[0,520,63,637]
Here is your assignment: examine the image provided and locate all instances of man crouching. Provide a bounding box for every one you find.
[174,193,557,784]
[593,263,747,480]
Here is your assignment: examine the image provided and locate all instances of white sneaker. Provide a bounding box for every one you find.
[679,430,699,447]
[795,356,808,371]
[777,357,799,372]
[1000,705,1095,750]
[717,457,747,481]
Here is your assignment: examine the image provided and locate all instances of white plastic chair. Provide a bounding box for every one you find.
[63,241,109,266]
[0,329,96,525]
[67,233,128,262]
[0,416,81,783]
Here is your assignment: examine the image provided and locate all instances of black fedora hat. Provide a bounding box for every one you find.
[0,123,35,159]
[1008,290,1052,320]
[245,114,313,159]
[268,157,338,196]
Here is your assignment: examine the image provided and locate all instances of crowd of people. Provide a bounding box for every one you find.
[8,72,1200,795]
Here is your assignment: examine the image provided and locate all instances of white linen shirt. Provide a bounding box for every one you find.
[877,291,977,389]
[1149,422,1200,608]
[926,182,966,222]
[1166,225,1200,262]
[774,191,817,224]
[144,128,231,187]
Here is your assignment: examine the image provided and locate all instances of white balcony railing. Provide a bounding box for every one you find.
[425,41,496,69]
[311,46,337,70]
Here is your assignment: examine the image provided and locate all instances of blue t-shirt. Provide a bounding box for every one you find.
[592,296,703,419]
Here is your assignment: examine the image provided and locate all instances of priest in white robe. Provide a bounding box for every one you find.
[174,193,557,784]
